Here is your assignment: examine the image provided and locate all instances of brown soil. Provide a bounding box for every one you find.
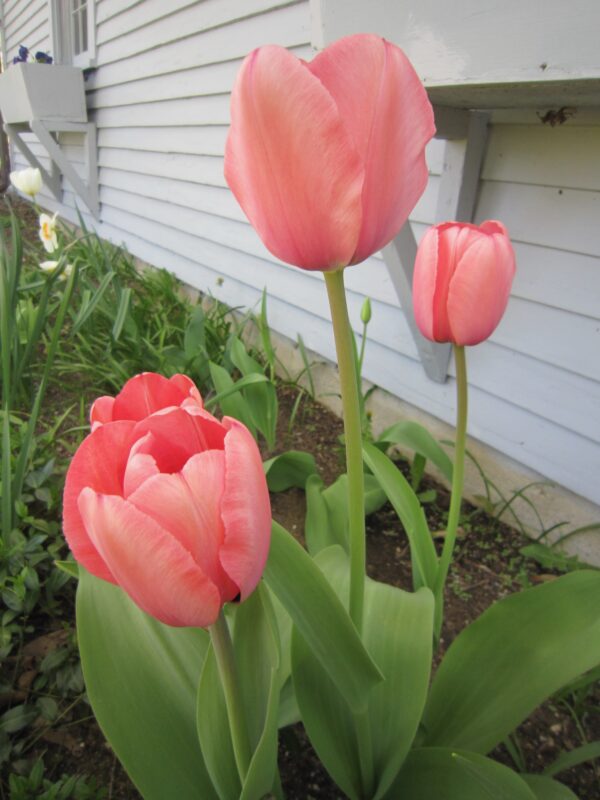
[3,196,598,798]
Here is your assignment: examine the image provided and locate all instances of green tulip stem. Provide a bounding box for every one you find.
[209,610,252,783]
[324,269,373,795]
[324,268,366,634]
[435,344,468,633]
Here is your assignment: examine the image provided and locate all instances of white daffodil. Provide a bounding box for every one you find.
[40,260,73,280]
[39,260,59,273]
[10,167,42,198]
[39,213,59,253]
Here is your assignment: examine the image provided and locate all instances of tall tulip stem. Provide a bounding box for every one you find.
[435,344,468,635]
[209,610,252,783]
[324,268,365,633]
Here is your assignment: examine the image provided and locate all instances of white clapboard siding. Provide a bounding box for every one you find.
[476,182,599,257]
[90,3,310,90]
[97,0,302,64]
[4,0,600,506]
[484,124,600,191]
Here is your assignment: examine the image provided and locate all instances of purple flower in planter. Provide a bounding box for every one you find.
[12,44,53,65]
[35,51,53,64]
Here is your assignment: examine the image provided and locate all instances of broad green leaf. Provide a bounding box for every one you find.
[304,474,336,556]
[543,740,600,778]
[363,441,438,590]
[263,522,382,714]
[364,473,387,515]
[208,361,257,437]
[235,586,281,800]
[197,588,282,800]
[263,450,317,492]
[305,472,386,559]
[197,642,241,800]
[76,569,217,800]
[423,571,600,754]
[386,748,536,799]
[292,546,434,800]
[376,420,453,482]
[522,774,579,799]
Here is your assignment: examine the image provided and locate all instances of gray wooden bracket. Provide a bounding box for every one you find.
[5,119,99,219]
[383,107,490,382]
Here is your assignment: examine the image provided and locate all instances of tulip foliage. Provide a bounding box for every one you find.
[64,33,600,800]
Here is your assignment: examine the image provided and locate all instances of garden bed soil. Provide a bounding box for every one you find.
[3,196,599,798]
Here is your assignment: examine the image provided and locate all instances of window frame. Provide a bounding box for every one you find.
[49,0,96,69]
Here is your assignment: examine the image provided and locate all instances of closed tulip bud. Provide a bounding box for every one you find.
[412,221,516,347]
[10,167,42,198]
[225,34,435,272]
[360,297,372,325]
[63,373,271,628]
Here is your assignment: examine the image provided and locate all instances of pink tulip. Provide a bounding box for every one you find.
[63,374,271,628]
[89,372,203,431]
[225,34,435,271]
[412,221,516,346]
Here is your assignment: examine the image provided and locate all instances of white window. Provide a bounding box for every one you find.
[50,0,96,68]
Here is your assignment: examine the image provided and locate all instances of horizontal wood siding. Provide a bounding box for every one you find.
[4,0,599,504]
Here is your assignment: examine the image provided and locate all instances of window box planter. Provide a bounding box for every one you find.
[0,62,87,124]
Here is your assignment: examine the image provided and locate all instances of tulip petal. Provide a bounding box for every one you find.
[78,489,221,627]
[132,407,226,473]
[432,224,468,342]
[127,451,238,602]
[219,418,271,601]
[89,395,115,430]
[412,226,439,341]
[310,35,435,264]
[63,421,137,582]
[447,232,515,346]
[112,373,191,421]
[169,373,203,407]
[123,434,160,497]
[225,45,364,271]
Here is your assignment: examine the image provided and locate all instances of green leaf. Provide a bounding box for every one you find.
[386,748,536,799]
[292,546,434,800]
[236,586,281,800]
[197,588,282,800]
[197,641,241,800]
[0,704,36,733]
[112,287,132,341]
[263,450,317,492]
[304,474,337,556]
[184,306,206,360]
[77,568,217,800]
[543,740,600,777]
[364,473,387,515]
[208,361,257,438]
[263,522,382,714]
[376,421,453,483]
[423,571,600,754]
[304,471,385,558]
[229,336,278,450]
[54,560,79,579]
[522,775,579,799]
[72,271,114,332]
[363,441,438,590]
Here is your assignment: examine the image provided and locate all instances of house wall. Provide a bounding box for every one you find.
[4,1,600,516]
